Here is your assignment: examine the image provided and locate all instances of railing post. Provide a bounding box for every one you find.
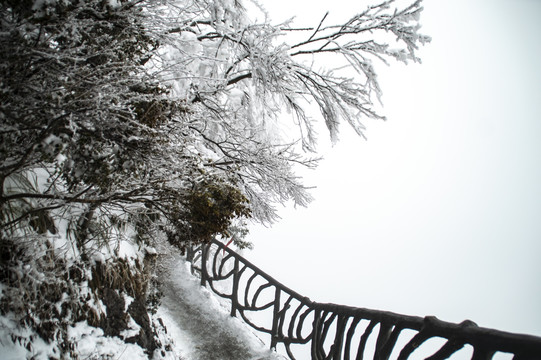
[311,309,321,360]
[186,243,194,263]
[332,315,346,360]
[200,242,208,287]
[231,258,239,317]
[271,287,281,350]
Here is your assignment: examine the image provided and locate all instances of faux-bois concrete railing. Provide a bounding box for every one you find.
[185,239,541,360]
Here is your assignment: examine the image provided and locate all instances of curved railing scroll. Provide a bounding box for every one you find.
[185,239,541,360]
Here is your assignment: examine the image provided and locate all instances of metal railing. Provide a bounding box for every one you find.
[185,239,541,360]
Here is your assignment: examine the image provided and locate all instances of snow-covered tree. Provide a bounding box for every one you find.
[0,0,429,356]
[142,0,430,223]
[1,0,430,244]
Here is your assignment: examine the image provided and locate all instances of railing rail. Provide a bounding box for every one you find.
[185,239,541,360]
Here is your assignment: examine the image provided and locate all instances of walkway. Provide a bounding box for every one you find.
[155,242,285,360]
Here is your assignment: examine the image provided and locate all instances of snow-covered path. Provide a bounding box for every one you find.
[155,245,286,360]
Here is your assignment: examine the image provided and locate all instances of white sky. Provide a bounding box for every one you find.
[243,0,541,341]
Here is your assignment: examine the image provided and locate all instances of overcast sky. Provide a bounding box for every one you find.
[243,0,541,343]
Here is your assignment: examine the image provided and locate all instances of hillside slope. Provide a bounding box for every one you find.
[0,238,285,360]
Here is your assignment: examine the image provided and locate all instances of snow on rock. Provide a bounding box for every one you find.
[68,321,147,359]
[0,314,58,360]
[120,316,141,340]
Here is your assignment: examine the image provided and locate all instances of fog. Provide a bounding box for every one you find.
[245,0,541,338]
